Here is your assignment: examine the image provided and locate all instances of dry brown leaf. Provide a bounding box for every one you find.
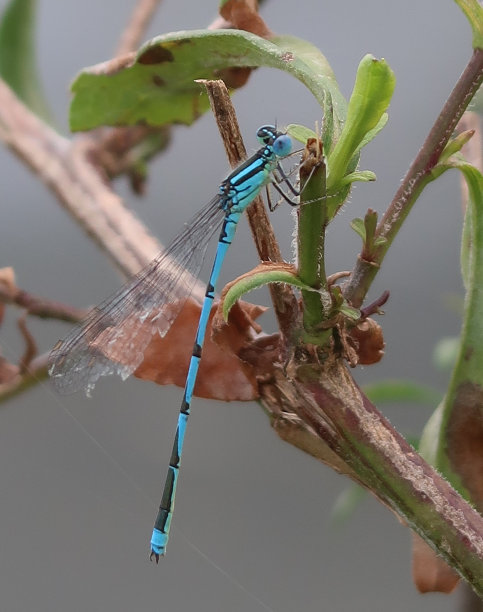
[220,0,272,38]
[412,533,460,594]
[213,67,252,90]
[215,0,272,89]
[211,299,266,350]
[134,297,264,401]
[349,317,385,365]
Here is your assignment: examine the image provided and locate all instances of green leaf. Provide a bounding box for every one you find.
[221,263,322,320]
[338,302,360,320]
[363,379,442,406]
[451,159,483,384]
[373,236,387,247]
[339,170,376,186]
[351,208,386,254]
[446,159,483,294]
[326,54,395,193]
[70,30,346,132]
[350,217,366,241]
[419,401,444,466]
[273,34,347,152]
[285,123,316,144]
[354,112,389,152]
[454,0,483,49]
[326,184,351,220]
[0,0,52,121]
[345,114,388,174]
[439,130,475,163]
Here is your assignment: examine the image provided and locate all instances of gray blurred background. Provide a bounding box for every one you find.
[0,1,476,610]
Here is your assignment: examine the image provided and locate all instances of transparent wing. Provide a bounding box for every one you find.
[49,196,224,395]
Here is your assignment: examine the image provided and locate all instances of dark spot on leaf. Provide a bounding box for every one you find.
[152,74,165,87]
[138,45,174,65]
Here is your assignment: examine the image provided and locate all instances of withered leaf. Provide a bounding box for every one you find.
[412,533,459,594]
[349,317,385,365]
[134,297,265,401]
[220,0,272,38]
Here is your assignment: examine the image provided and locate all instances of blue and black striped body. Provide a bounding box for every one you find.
[150,126,292,560]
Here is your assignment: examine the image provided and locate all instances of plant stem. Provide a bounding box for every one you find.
[258,357,483,596]
[344,48,483,307]
[297,137,329,339]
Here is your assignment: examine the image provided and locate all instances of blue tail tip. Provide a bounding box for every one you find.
[150,528,167,563]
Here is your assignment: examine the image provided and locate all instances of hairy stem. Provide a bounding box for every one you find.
[297,137,329,339]
[259,357,483,596]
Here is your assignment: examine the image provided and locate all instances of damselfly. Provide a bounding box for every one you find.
[49,125,296,561]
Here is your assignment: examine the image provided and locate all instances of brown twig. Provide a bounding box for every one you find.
[116,0,163,57]
[0,280,88,323]
[0,78,202,291]
[359,289,389,319]
[0,353,49,402]
[17,315,37,373]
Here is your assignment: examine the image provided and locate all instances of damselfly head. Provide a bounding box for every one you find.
[256,124,278,145]
[257,125,292,158]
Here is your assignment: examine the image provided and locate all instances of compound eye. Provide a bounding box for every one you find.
[256,124,277,145]
[273,134,292,158]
